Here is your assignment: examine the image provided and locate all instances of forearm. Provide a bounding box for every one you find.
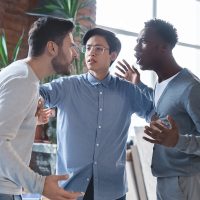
[175,134,200,156]
[0,140,45,193]
[136,81,154,101]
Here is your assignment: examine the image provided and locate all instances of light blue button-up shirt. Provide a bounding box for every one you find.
[40,72,153,200]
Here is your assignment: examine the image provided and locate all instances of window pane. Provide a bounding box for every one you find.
[173,45,200,78]
[96,0,152,33]
[157,0,200,45]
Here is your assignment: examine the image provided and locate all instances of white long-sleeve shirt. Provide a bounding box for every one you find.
[0,60,45,195]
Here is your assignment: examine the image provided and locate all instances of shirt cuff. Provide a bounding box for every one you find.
[147,110,156,123]
[175,134,188,151]
[136,81,147,90]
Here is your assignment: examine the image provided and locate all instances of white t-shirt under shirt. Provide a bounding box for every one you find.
[154,73,179,107]
[0,60,45,195]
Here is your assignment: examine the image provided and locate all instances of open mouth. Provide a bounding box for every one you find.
[134,54,141,64]
[87,58,96,64]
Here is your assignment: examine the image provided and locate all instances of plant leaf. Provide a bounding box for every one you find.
[12,30,24,62]
[0,60,5,69]
[71,0,79,18]
[0,31,8,66]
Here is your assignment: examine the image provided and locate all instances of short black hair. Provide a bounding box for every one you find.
[82,28,121,54]
[144,19,178,48]
[28,17,74,57]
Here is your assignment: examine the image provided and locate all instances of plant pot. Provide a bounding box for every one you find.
[34,124,49,143]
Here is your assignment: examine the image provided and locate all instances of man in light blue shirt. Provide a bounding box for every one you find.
[40,28,153,200]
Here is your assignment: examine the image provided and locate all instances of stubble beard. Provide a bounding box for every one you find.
[52,56,73,76]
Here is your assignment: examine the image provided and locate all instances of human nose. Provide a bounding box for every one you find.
[87,46,96,55]
[134,42,142,53]
[134,42,139,51]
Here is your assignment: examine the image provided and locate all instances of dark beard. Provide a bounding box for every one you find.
[51,57,71,76]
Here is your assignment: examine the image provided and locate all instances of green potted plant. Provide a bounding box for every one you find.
[0,29,24,69]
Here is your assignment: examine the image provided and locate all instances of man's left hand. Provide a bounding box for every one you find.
[143,115,179,147]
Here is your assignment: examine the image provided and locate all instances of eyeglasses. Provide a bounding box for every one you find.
[81,45,109,55]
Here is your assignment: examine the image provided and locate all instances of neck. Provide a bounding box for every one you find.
[89,70,109,80]
[24,56,54,81]
[155,56,182,83]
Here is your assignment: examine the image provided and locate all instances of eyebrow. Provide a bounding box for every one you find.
[86,44,109,49]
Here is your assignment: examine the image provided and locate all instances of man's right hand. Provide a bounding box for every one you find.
[43,175,83,200]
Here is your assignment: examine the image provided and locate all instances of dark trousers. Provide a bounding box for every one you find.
[83,177,94,200]
[83,177,126,200]
[0,194,22,200]
[117,195,126,200]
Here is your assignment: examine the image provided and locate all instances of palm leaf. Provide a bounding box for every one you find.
[0,60,4,68]
[12,30,24,61]
[70,0,80,18]
[0,31,8,66]
[55,0,65,9]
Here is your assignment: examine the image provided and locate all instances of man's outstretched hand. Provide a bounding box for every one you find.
[43,174,84,200]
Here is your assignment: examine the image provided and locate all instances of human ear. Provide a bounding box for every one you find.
[159,41,171,53]
[47,41,58,56]
[110,52,118,61]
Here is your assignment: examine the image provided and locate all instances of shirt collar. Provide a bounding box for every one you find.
[86,72,112,87]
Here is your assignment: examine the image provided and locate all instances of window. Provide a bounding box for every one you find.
[96,0,152,33]
[157,0,200,45]
[157,0,200,77]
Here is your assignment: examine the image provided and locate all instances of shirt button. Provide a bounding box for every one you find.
[98,125,101,129]
[94,161,97,165]
[86,178,90,181]
[99,91,103,95]
[96,143,99,147]
[99,108,103,111]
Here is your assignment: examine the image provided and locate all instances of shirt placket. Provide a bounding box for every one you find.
[93,83,104,199]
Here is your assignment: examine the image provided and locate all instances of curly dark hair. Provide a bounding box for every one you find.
[144,19,178,49]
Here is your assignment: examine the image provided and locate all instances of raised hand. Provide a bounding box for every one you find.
[115,59,140,84]
[43,175,83,200]
[35,97,55,125]
[143,115,179,147]
[35,97,44,117]
[37,108,54,125]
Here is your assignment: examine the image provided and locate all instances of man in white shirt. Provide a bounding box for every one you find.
[0,17,82,200]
